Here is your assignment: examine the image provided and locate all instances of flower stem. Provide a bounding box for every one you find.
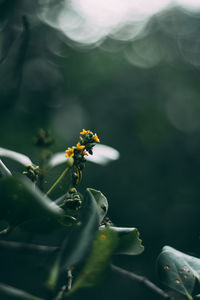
[46,166,71,196]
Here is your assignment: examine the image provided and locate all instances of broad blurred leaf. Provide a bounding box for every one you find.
[109,226,144,255]
[69,227,118,293]
[58,187,100,270]
[87,188,108,224]
[0,282,44,300]
[45,188,99,290]
[47,144,120,168]
[157,246,200,300]
[0,159,11,176]
[44,186,100,291]
[0,175,63,225]
[0,147,32,166]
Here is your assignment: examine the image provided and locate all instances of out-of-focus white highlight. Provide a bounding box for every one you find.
[73,0,171,28]
[176,0,200,10]
[40,0,200,44]
[48,144,120,168]
[86,144,120,165]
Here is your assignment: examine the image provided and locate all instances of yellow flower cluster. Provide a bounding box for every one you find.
[65,129,100,158]
[80,129,100,143]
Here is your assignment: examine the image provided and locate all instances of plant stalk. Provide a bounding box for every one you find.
[111,264,172,299]
[46,166,71,196]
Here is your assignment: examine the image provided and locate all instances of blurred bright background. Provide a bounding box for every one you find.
[1,0,200,299]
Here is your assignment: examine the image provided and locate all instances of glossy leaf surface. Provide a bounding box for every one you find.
[157,246,200,300]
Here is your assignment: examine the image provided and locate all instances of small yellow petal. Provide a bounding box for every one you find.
[83,150,88,156]
[76,142,85,150]
[65,148,74,158]
[93,133,100,143]
[80,129,90,135]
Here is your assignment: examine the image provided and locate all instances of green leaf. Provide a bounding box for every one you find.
[45,188,100,290]
[87,188,108,224]
[47,144,120,168]
[0,147,32,166]
[69,227,118,293]
[109,226,144,255]
[157,246,200,300]
[58,188,100,270]
[0,175,63,226]
[0,159,12,176]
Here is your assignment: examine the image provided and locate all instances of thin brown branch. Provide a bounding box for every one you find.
[53,268,73,300]
[67,268,73,291]
[0,240,59,253]
[111,264,172,300]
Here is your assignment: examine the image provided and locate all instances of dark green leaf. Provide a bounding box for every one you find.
[0,175,63,226]
[157,246,200,300]
[69,227,118,293]
[0,159,11,176]
[109,226,144,255]
[0,147,32,166]
[87,188,108,224]
[58,187,100,270]
[45,188,99,290]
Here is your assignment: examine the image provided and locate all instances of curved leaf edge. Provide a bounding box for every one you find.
[0,147,32,166]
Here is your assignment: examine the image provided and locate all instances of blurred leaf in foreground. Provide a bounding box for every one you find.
[0,175,63,227]
[68,227,118,294]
